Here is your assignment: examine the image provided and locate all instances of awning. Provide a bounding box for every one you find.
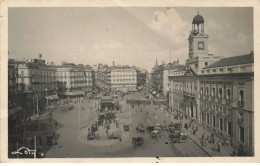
[45,95,59,100]
[52,94,59,100]
[64,91,85,96]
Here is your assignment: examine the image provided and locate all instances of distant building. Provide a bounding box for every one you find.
[109,67,137,92]
[9,56,58,117]
[56,63,93,97]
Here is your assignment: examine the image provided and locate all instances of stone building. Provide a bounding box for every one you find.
[56,63,94,98]
[168,13,254,155]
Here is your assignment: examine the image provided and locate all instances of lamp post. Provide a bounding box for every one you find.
[45,89,48,107]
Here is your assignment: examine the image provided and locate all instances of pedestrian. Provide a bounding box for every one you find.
[211,133,215,144]
[55,121,58,127]
[217,141,221,153]
[193,129,196,135]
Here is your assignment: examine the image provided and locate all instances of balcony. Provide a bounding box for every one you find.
[183,92,196,98]
[226,98,232,105]
[237,101,245,108]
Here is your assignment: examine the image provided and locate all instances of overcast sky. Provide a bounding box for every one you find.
[8,7,253,71]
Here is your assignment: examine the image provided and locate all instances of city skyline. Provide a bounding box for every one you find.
[8,7,253,72]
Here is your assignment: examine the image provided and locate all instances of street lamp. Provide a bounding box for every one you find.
[45,89,48,108]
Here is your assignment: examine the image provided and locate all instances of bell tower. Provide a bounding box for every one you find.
[186,12,213,73]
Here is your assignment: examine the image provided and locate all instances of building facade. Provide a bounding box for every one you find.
[56,63,93,97]
[168,13,254,155]
[109,67,137,92]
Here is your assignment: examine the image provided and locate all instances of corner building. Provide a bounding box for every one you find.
[168,13,254,155]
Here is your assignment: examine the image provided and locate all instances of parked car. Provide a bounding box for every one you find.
[146,125,155,133]
[123,125,130,131]
[136,124,145,132]
[151,130,160,138]
[87,133,95,140]
[169,133,181,143]
[177,130,187,140]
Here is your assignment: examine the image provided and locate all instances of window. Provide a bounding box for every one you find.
[219,118,223,131]
[207,114,210,124]
[224,119,227,132]
[213,115,216,127]
[228,121,232,136]
[195,63,198,68]
[239,90,244,102]
[205,62,208,66]
[227,89,231,100]
[239,126,244,143]
[206,87,209,95]
[219,88,223,98]
[212,87,216,97]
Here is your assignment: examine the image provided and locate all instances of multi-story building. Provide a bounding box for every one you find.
[10,56,58,116]
[150,59,164,93]
[168,13,254,155]
[8,60,24,124]
[109,67,137,92]
[135,67,148,88]
[56,63,93,97]
[199,53,254,155]
[163,61,186,96]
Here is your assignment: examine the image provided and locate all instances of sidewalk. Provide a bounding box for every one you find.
[161,110,235,156]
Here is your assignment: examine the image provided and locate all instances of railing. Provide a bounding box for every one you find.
[226,98,232,105]
[237,101,245,107]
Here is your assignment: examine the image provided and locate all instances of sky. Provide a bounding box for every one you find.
[8,7,253,72]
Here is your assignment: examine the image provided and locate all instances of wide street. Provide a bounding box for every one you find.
[44,88,209,158]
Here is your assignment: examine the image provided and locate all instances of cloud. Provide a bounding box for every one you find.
[92,41,122,50]
[147,8,190,36]
[146,8,190,64]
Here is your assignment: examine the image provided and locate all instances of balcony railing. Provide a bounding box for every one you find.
[220,98,225,104]
[237,101,245,107]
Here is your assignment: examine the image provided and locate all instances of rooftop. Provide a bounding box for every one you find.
[203,52,254,69]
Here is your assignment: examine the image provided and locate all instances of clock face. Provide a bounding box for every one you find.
[198,41,204,50]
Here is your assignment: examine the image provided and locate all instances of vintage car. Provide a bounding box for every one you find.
[169,133,181,143]
[168,126,176,134]
[178,130,187,140]
[87,132,95,140]
[151,130,160,138]
[136,124,145,132]
[123,125,130,131]
[146,125,155,133]
[132,136,144,146]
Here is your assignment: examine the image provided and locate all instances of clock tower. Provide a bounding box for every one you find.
[186,13,220,73]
